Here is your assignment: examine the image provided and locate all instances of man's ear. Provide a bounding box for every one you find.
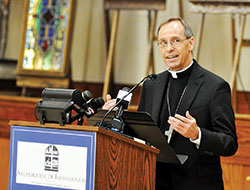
[189,36,195,51]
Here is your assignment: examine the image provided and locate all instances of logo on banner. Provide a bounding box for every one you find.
[15,140,89,189]
[44,145,59,172]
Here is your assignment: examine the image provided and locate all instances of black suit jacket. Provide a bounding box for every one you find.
[138,60,238,190]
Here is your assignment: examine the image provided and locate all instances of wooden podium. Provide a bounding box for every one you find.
[9,120,159,190]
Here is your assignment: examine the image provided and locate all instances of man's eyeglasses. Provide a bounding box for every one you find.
[157,37,190,48]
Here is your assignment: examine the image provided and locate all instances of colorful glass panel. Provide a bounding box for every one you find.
[22,0,70,71]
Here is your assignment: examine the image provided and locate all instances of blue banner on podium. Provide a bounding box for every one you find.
[9,125,96,190]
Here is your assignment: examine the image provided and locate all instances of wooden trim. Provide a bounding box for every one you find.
[61,0,76,77]
[16,0,75,78]
[0,94,39,102]
[16,70,68,78]
[235,113,250,120]
[16,76,70,89]
[104,0,166,10]
[189,0,250,14]
[16,0,29,75]
[190,0,250,4]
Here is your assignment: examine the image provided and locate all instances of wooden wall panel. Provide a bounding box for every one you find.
[0,96,39,189]
[222,163,244,190]
[221,114,250,190]
[0,95,39,138]
[0,138,10,190]
[237,92,250,114]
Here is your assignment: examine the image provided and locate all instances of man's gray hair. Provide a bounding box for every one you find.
[157,18,193,38]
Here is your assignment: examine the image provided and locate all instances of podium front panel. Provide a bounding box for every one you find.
[9,125,96,190]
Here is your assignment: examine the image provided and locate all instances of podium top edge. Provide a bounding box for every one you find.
[9,120,100,132]
[9,120,160,154]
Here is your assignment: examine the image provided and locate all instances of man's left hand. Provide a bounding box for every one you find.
[168,111,199,140]
[102,94,117,110]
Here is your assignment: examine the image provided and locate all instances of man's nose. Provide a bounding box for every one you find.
[166,43,174,52]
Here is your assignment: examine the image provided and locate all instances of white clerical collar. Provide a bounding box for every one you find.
[168,61,194,79]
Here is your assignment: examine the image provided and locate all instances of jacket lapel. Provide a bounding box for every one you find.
[151,71,169,124]
[171,62,204,137]
[178,63,204,115]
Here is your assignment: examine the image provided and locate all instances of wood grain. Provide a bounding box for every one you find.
[189,0,250,13]
[0,95,39,138]
[104,0,166,10]
[95,132,157,189]
[221,114,250,190]
[190,0,250,4]
[0,138,10,190]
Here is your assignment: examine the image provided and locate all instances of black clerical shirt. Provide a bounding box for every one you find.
[159,63,194,135]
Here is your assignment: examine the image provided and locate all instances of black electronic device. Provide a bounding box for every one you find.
[35,88,104,126]
[87,110,180,164]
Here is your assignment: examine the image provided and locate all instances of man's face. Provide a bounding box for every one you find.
[158,21,195,71]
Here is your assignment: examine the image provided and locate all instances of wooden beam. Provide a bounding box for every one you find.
[82,0,94,81]
[146,10,157,76]
[102,10,120,98]
[194,13,205,62]
[179,0,184,18]
[231,15,236,60]
[230,14,246,110]
[189,0,250,14]
[231,15,237,111]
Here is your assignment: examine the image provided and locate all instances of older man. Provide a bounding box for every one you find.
[104,18,238,190]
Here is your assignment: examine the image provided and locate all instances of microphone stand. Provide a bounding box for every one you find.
[98,74,156,129]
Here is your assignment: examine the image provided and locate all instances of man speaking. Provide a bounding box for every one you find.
[104,17,238,190]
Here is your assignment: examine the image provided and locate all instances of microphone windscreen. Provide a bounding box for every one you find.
[122,87,130,92]
[116,88,132,102]
[82,90,92,102]
[148,74,157,81]
[94,97,105,108]
[84,97,105,118]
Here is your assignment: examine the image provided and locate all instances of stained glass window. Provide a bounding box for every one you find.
[22,0,70,71]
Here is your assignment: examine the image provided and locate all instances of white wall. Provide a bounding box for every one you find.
[4,0,250,91]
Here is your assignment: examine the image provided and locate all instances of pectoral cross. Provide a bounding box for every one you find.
[165,127,173,143]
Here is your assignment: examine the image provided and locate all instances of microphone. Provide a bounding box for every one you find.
[148,73,157,80]
[41,88,92,106]
[84,97,105,118]
[98,74,157,129]
[109,87,132,131]
[81,90,93,104]
[115,87,132,115]
[71,97,105,123]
